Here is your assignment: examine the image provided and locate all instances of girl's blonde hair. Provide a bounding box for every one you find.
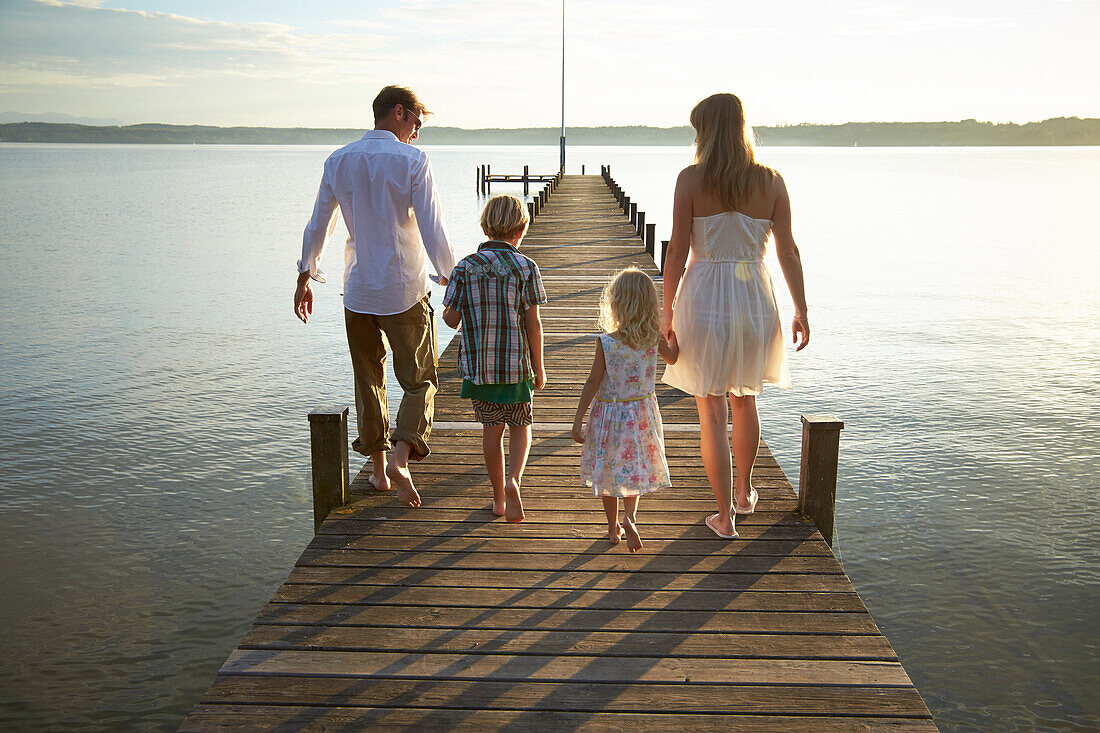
[480,194,529,241]
[690,93,775,211]
[598,267,661,350]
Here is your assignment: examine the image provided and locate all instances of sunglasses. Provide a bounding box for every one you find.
[405,107,423,132]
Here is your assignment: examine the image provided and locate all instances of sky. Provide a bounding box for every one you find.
[0,0,1097,129]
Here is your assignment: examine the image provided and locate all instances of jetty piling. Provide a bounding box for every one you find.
[798,415,846,546]
[306,407,349,532]
[182,174,934,731]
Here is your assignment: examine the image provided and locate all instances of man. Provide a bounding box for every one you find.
[294,85,455,509]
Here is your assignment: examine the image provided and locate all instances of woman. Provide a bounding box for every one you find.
[662,93,809,539]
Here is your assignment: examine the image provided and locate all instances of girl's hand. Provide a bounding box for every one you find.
[792,313,810,351]
[571,421,585,444]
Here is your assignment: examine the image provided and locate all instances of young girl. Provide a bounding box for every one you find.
[443,195,547,523]
[572,268,678,552]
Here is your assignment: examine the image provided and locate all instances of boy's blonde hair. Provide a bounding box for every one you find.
[598,267,661,350]
[480,195,529,241]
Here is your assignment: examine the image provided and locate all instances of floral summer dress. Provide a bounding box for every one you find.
[581,334,671,497]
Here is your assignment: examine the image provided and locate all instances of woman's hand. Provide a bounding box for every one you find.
[661,308,674,340]
[571,420,585,444]
[792,313,810,351]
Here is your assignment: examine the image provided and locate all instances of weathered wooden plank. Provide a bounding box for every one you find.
[293,548,844,574]
[180,706,938,732]
[202,677,931,716]
[256,603,884,635]
[274,581,864,605]
[219,649,916,687]
[305,534,834,556]
[236,626,899,661]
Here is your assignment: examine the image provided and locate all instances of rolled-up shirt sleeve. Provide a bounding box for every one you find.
[410,154,456,280]
[298,167,339,283]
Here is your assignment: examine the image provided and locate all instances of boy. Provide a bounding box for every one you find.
[442,195,546,522]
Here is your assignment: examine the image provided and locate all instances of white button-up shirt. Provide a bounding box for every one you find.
[298,130,456,315]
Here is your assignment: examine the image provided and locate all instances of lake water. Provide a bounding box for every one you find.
[0,143,1097,731]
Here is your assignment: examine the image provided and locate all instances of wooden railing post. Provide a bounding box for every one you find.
[523,164,529,196]
[308,406,349,532]
[622,195,630,214]
[581,164,585,175]
[629,202,638,226]
[645,223,656,258]
[637,210,645,238]
[660,239,669,273]
[528,201,536,221]
[797,415,845,546]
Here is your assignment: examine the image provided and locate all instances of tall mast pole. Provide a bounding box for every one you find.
[559,0,565,173]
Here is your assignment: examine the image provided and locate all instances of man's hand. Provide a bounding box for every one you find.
[429,274,449,286]
[294,277,313,324]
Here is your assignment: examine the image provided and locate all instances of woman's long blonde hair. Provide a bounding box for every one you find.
[691,93,774,211]
[598,267,660,350]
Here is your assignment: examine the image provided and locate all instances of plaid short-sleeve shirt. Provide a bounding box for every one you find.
[443,240,547,385]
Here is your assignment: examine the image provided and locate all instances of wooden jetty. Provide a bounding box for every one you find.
[180,175,936,731]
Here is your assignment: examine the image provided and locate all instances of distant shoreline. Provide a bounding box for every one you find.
[1,118,1097,146]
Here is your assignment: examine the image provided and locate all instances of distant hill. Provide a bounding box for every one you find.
[0,111,124,126]
[1,118,1097,146]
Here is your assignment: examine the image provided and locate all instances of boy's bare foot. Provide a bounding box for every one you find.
[504,479,524,523]
[492,499,506,516]
[367,473,391,492]
[385,462,420,508]
[608,523,624,545]
[623,518,642,553]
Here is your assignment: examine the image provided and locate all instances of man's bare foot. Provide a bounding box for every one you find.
[385,462,420,508]
[623,518,642,553]
[504,479,524,523]
[367,473,391,492]
[492,498,506,516]
[608,523,624,545]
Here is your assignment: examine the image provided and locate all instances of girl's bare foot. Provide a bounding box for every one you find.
[504,479,525,523]
[623,518,642,553]
[608,523,624,545]
[492,498,506,516]
[385,462,421,508]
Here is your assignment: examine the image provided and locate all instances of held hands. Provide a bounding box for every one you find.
[294,280,313,324]
[792,313,810,351]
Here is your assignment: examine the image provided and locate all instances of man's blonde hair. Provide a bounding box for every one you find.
[480,195,529,241]
[598,267,661,350]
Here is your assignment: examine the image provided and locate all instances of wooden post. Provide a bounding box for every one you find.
[533,195,541,217]
[798,415,845,547]
[523,164,529,196]
[637,210,645,238]
[630,202,638,226]
[581,164,585,175]
[308,406,349,532]
[486,164,491,194]
[660,240,669,273]
[527,201,535,221]
[646,223,656,257]
[622,195,630,214]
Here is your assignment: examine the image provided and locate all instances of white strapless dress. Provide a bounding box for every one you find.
[662,211,790,397]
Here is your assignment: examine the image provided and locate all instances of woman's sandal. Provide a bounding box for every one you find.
[734,487,758,515]
[705,513,738,539]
